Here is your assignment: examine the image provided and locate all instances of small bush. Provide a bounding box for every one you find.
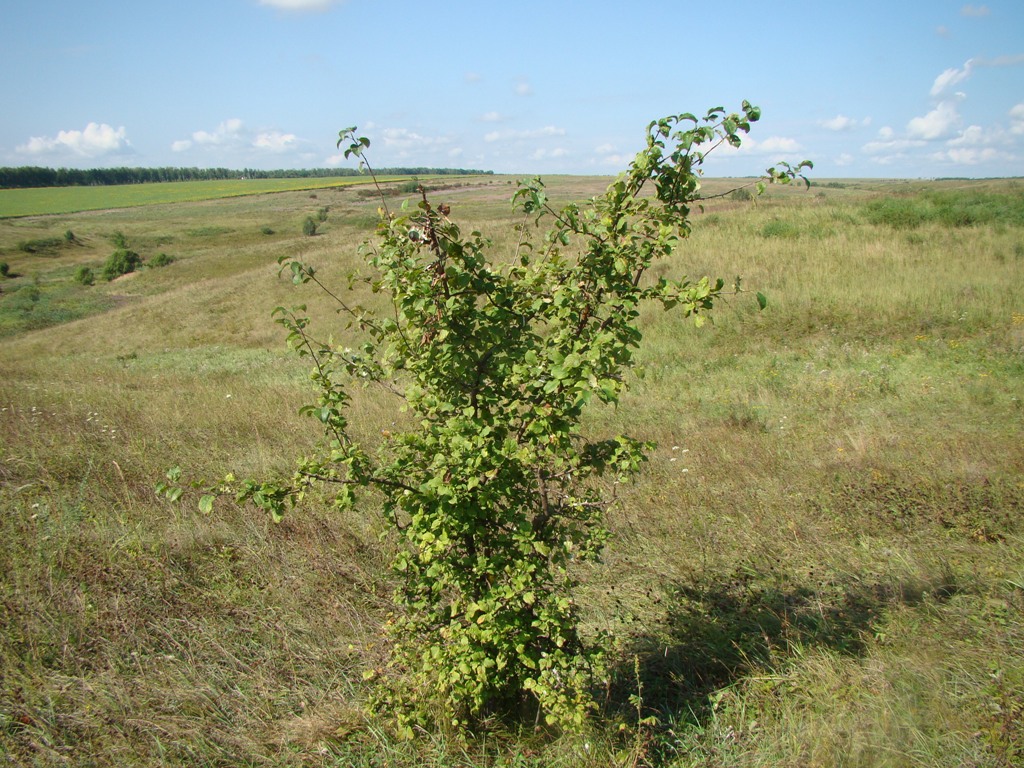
[110,230,129,248]
[261,226,275,236]
[730,188,754,202]
[317,207,329,222]
[0,262,8,278]
[149,253,175,268]
[74,266,95,286]
[64,229,76,243]
[302,217,318,237]
[102,249,142,281]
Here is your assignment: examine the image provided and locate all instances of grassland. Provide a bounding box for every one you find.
[0,175,462,218]
[0,175,1022,766]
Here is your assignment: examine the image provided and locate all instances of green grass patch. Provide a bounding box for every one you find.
[863,188,1024,229]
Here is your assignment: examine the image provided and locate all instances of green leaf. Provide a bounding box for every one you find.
[756,292,768,310]
[199,495,215,514]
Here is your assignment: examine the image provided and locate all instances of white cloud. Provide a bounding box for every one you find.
[171,119,307,160]
[960,4,990,17]
[594,152,631,168]
[836,153,854,166]
[947,125,989,147]
[878,126,895,140]
[515,80,533,97]
[933,147,1000,164]
[258,0,344,11]
[1010,103,1024,135]
[906,101,960,140]
[531,147,568,161]
[254,130,297,151]
[484,126,565,143]
[931,59,975,96]
[820,115,856,131]
[17,122,131,158]
[464,72,482,84]
[862,136,926,155]
[729,136,801,156]
[192,118,244,146]
[380,127,451,149]
[479,111,504,123]
[820,114,870,132]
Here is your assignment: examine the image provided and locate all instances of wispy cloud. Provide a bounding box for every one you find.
[17,122,131,158]
[931,59,975,96]
[933,55,1024,97]
[819,114,870,131]
[258,0,344,11]
[380,127,452,150]
[960,4,990,17]
[483,126,565,143]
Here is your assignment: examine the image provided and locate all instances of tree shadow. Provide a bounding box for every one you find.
[604,567,960,730]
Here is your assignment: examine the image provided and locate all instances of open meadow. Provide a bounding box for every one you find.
[0,175,1022,766]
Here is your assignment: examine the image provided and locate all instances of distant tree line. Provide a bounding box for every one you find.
[0,165,493,189]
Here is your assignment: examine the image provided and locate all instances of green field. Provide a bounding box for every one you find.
[0,175,462,218]
[1,176,1022,766]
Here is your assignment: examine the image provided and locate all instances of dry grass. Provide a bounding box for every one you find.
[1,177,1022,766]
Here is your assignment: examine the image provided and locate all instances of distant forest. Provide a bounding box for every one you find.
[0,165,493,189]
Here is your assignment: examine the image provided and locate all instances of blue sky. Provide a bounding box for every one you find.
[2,0,1022,178]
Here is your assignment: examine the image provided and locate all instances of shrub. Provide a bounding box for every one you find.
[74,266,95,286]
[0,262,8,278]
[317,207,329,222]
[730,187,754,202]
[64,229,76,243]
[149,253,175,268]
[166,106,811,735]
[302,217,318,236]
[102,249,142,281]
[261,226,275,236]
[110,230,129,248]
